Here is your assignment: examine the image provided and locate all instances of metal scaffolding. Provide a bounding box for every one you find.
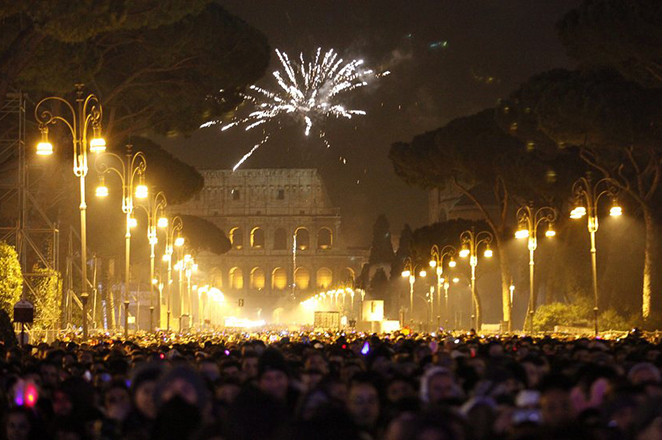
[0,92,59,313]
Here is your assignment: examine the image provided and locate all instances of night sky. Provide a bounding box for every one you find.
[158,0,582,246]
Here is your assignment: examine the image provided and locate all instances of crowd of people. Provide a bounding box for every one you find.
[1,330,662,440]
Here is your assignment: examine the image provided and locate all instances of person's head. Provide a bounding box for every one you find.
[420,367,459,405]
[302,368,325,393]
[215,377,242,405]
[241,353,259,381]
[386,376,416,404]
[39,360,60,388]
[5,407,34,440]
[347,373,381,430]
[198,358,220,382]
[635,397,662,440]
[487,341,504,358]
[628,363,661,386]
[305,352,329,375]
[104,380,131,422]
[131,364,162,419]
[152,395,202,440]
[51,377,95,419]
[155,366,210,410]
[539,374,574,427]
[258,349,290,401]
[220,359,241,381]
[521,357,544,388]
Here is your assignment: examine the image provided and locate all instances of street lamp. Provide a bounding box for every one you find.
[135,191,167,332]
[401,257,427,328]
[35,85,106,339]
[437,275,460,329]
[176,253,196,330]
[429,245,456,329]
[515,204,557,334]
[459,229,494,330]
[570,176,622,336]
[163,216,184,331]
[95,144,148,338]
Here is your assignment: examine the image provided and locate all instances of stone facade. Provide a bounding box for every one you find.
[169,168,368,320]
[429,184,501,224]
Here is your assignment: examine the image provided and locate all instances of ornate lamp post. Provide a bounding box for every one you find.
[515,204,557,334]
[459,229,493,330]
[439,276,461,328]
[429,245,456,329]
[136,191,168,331]
[35,84,106,339]
[570,176,622,336]
[175,253,196,330]
[95,145,148,338]
[401,257,427,328]
[162,216,184,331]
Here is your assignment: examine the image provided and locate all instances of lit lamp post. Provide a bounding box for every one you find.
[429,245,456,329]
[570,176,622,336]
[459,229,494,330]
[162,216,184,331]
[515,204,557,334]
[187,258,198,325]
[438,276,460,329]
[35,85,106,339]
[175,253,196,330]
[401,257,427,328]
[136,191,168,331]
[95,145,148,338]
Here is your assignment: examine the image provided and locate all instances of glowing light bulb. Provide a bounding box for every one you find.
[96,184,108,197]
[135,183,148,199]
[90,126,106,153]
[515,229,529,239]
[36,128,53,156]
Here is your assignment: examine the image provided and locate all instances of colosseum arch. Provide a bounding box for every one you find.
[317,227,333,249]
[210,267,223,289]
[229,267,243,290]
[271,267,287,290]
[250,267,265,290]
[229,227,243,250]
[294,227,310,250]
[250,227,265,249]
[341,267,356,284]
[294,267,310,290]
[316,267,333,289]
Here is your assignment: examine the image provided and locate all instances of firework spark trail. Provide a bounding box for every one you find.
[203,48,382,170]
[232,136,270,172]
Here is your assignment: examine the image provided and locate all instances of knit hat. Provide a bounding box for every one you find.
[154,366,210,410]
[258,348,289,378]
[130,363,163,396]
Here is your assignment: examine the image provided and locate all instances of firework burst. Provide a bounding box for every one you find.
[202,48,386,170]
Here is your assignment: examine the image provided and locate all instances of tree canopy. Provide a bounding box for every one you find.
[124,137,204,205]
[0,241,22,315]
[558,0,662,89]
[15,2,270,141]
[368,214,394,265]
[178,215,231,255]
[0,0,213,103]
